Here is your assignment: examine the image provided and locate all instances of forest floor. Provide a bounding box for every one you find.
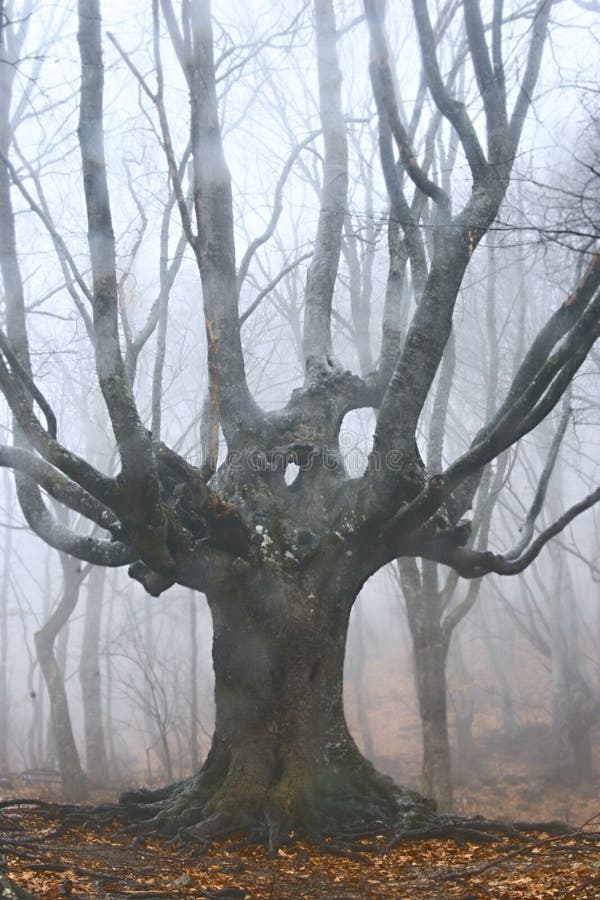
[1,757,599,900]
[1,797,600,899]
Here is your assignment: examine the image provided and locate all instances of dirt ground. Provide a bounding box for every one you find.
[1,798,600,899]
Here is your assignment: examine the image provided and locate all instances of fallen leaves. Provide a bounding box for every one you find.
[1,804,600,899]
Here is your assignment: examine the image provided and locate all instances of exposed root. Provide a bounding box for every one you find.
[53,749,580,857]
[0,799,59,812]
[0,871,38,899]
[386,812,577,852]
[513,818,575,834]
[444,821,600,881]
[58,751,435,853]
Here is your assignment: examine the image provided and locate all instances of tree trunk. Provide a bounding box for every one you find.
[103,570,122,781]
[412,629,453,812]
[119,565,431,845]
[79,566,110,785]
[46,616,70,765]
[450,628,476,782]
[0,471,12,772]
[34,556,88,802]
[481,606,518,742]
[188,590,201,772]
[34,629,88,801]
[399,560,453,812]
[549,556,594,787]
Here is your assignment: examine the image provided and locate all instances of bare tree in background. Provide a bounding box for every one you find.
[79,566,110,786]
[0,0,599,846]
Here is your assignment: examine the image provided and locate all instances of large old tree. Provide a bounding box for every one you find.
[1,0,599,843]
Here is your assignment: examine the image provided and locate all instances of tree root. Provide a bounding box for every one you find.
[0,799,60,813]
[386,812,579,853]
[444,822,600,881]
[0,871,38,899]
[52,756,582,860]
[58,758,434,856]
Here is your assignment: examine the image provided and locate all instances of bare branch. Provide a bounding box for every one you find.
[0,351,116,505]
[159,0,185,70]
[462,0,507,159]
[6,146,94,336]
[237,132,319,294]
[411,0,487,179]
[302,0,348,377]
[15,477,135,566]
[78,0,171,567]
[150,225,190,440]
[240,252,313,325]
[364,0,450,209]
[0,444,120,535]
[448,261,600,499]
[426,485,600,578]
[107,25,195,248]
[126,143,191,385]
[427,329,456,472]
[505,398,571,560]
[0,327,56,438]
[183,0,258,440]
[508,0,554,157]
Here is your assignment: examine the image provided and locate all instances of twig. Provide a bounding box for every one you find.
[445,819,600,881]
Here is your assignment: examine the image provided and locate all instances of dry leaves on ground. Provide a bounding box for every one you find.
[1,802,600,898]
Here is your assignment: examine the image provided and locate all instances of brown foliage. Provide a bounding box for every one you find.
[1,803,599,898]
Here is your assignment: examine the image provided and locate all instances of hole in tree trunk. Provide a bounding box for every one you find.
[338,409,376,477]
[284,461,300,486]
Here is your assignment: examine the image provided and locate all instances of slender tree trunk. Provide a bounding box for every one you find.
[412,627,453,811]
[481,606,517,741]
[0,470,12,772]
[549,557,593,787]
[29,554,52,768]
[34,555,88,802]
[142,595,171,780]
[79,566,110,785]
[450,627,476,781]
[399,560,453,811]
[47,617,70,761]
[189,590,200,772]
[104,571,120,781]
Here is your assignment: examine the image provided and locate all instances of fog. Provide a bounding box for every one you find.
[0,0,599,831]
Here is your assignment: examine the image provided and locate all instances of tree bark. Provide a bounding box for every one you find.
[398,559,453,812]
[189,590,201,772]
[411,624,453,812]
[450,627,476,781]
[103,570,121,781]
[120,564,431,845]
[549,556,594,787]
[34,555,88,802]
[0,469,12,773]
[79,566,110,785]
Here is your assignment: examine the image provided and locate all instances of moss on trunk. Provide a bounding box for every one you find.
[118,565,433,846]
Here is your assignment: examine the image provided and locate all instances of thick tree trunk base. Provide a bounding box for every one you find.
[115,739,433,851]
[60,772,566,858]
